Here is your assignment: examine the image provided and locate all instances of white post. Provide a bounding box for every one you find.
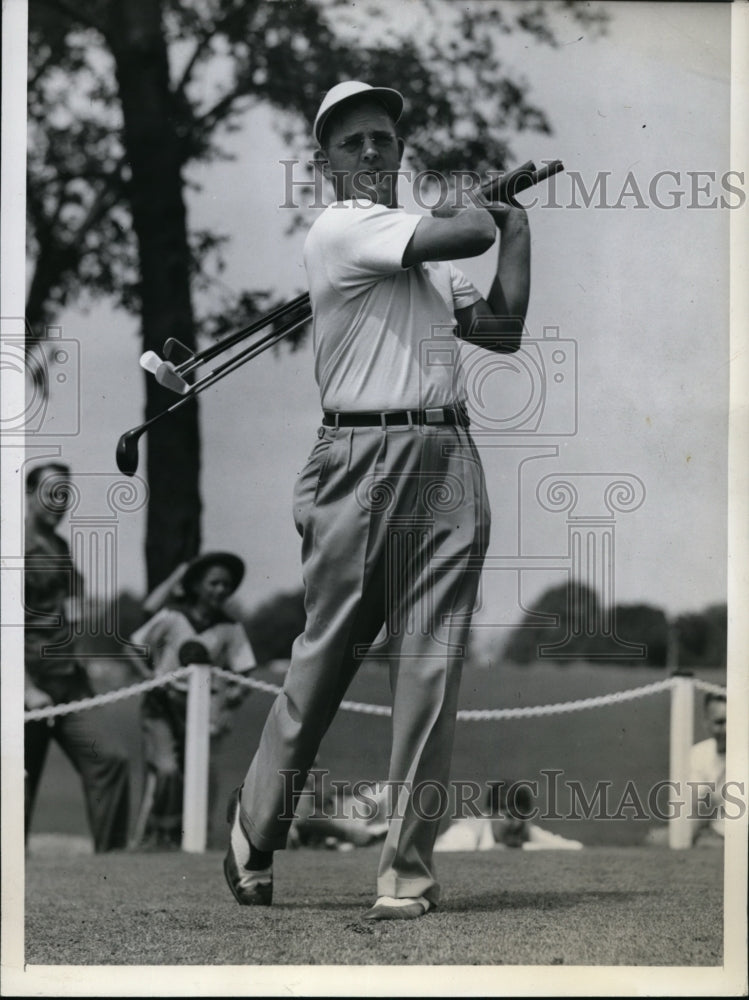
[668,671,695,849]
[182,663,212,853]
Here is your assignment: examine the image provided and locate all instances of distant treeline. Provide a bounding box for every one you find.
[500,583,726,668]
[113,581,725,670]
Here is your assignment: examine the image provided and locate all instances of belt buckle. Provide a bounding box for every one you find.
[424,407,444,425]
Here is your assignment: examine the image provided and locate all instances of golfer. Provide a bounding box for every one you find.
[225,80,531,920]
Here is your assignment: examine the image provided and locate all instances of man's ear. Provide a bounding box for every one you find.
[313,147,331,181]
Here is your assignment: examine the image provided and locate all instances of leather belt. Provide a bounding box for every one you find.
[322,406,469,428]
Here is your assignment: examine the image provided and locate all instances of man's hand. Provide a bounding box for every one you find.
[483,201,529,233]
[25,685,53,711]
[469,187,529,233]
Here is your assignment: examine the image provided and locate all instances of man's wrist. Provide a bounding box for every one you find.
[492,205,529,232]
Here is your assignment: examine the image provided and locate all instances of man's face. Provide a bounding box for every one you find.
[318,98,404,207]
[704,699,727,754]
[27,468,72,529]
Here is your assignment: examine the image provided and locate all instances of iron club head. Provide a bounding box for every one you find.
[163,338,195,363]
[156,361,190,395]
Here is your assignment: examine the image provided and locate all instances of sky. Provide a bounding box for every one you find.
[10,0,737,636]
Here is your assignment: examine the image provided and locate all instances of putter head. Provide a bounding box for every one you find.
[156,361,190,395]
[163,338,195,363]
[116,428,141,476]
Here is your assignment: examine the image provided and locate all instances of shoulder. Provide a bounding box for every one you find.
[307,201,416,243]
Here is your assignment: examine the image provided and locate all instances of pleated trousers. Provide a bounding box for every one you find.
[240,420,490,903]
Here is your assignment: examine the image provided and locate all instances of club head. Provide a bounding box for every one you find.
[140,350,163,375]
[163,338,195,363]
[116,428,142,476]
[156,361,190,395]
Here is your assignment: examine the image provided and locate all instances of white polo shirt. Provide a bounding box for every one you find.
[303,199,482,412]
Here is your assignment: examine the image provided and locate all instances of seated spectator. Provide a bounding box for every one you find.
[435,781,584,852]
[689,691,726,846]
[645,689,727,848]
[289,770,388,850]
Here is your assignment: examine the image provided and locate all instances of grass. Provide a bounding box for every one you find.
[24,846,723,967]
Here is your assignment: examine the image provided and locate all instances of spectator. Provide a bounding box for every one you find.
[689,692,726,846]
[129,552,256,849]
[24,462,130,852]
[435,781,583,852]
[645,688,727,848]
[289,770,389,850]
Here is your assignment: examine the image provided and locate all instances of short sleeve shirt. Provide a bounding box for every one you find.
[303,199,481,411]
[131,608,256,693]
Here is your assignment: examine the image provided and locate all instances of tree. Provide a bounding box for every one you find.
[502,584,671,666]
[502,580,600,664]
[27,0,608,590]
[242,587,307,664]
[675,604,727,668]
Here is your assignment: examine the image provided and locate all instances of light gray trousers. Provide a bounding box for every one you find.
[240,421,490,903]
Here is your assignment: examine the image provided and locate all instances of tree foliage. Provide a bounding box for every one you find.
[27,0,606,336]
[242,587,307,664]
[26,0,607,589]
[502,582,726,668]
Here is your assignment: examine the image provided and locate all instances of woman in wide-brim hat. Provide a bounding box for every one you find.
[129,552,256,850]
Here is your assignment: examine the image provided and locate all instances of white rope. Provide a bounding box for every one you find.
[693,678,728,696]
[456,678,675,720]
[24,668,727,725]
[213,668,678,720]
[211,668,392,716]
[23,668,193,722]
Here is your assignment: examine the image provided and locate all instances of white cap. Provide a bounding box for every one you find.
[313,80,404,146]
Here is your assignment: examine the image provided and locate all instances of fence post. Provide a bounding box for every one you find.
[182,663,212,853]
[668,669,695,849]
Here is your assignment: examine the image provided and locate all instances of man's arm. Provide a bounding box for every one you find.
[455,204,531,354]
[25,670,53,710]
[401,202,497,267]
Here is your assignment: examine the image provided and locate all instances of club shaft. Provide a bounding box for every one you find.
[186,312,310,392]
[176,291,311,376]
[136,311,309,436]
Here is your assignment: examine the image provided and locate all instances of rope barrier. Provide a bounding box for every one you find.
[693,678,729,697]
[213,669,681,720]
[23,667,727,724]
[23,668,193,722]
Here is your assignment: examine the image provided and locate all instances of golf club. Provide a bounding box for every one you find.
[116,312,310,476]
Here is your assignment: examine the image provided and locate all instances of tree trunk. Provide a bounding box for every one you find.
[107,0,201,590]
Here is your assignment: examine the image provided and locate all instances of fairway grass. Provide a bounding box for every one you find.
[24,846,723,967]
